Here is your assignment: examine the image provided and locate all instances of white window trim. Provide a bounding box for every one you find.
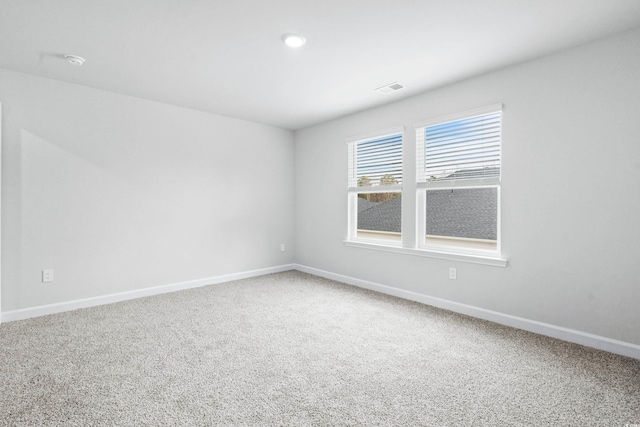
[343,239,507,268]
[348,184,402,194]
[416,178,499,190]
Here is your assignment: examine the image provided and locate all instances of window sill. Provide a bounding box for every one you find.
[343,240,507,267]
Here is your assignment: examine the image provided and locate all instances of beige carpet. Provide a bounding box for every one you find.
[1,271,639,426]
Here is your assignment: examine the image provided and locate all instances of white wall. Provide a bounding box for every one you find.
[294,28,640,345]
[1,69,295,312]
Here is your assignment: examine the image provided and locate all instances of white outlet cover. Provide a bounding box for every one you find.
[42,269,54,282]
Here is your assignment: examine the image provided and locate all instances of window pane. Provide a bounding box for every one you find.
[357,133,403,186]
[357,192,401,242]
[426,188,497,250]
[424,111,501,183]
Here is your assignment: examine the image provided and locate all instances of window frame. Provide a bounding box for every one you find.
[346,126,404,246]
[415,104,503,257]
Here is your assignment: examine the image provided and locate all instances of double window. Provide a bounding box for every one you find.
[347,104,502,258]
[347,128,403,244]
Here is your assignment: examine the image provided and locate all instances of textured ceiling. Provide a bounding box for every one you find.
[1,0,639,129]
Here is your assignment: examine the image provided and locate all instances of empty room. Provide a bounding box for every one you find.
[1,1,639,425]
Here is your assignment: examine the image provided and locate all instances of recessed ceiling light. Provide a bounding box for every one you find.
[64,55,85,66]
[282,34,306,48]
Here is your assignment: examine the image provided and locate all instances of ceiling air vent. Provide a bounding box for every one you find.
[375,81,405,94]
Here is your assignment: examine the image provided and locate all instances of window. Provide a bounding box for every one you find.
[415,105,502,255]
[343,106,505,265]
[347,128,403,244]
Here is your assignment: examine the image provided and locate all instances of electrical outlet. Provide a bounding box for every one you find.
[280,243,286,252]
[449,267,457,280]
[42,269,54,283]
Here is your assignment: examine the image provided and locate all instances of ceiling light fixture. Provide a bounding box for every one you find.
[64,54,85,66]
[282,34,306,48]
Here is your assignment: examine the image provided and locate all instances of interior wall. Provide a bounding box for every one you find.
[294,28,640,345]
[0,69,295,312]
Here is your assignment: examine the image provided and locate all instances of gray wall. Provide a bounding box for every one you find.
[294,28,640,345]
[1,69,295,311]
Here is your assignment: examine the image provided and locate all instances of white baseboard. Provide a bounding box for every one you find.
[4,262,638,360]
[1,264,296,323]
[294,264,640,360]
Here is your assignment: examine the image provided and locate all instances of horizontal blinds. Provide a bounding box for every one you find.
[349,133,402,188]
[420,111,501,184]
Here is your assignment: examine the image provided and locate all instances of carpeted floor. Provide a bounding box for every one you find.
[1,271,639,426]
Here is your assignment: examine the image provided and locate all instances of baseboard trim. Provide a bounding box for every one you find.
[294,264,640,360]
[1,264,296,323]
[4,263,638,359]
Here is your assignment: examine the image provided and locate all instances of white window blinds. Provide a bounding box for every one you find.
[416,105,501,188]
[348,130,403,189]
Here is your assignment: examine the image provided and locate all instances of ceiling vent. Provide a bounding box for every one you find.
[375,82,405,94]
